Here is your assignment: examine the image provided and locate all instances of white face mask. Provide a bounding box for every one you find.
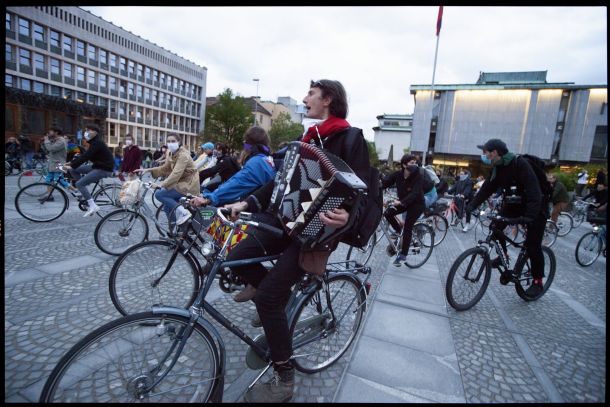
[302,117,325,136]
[125,140,133,146]
[83,132,91,141]
[167,142,179,152]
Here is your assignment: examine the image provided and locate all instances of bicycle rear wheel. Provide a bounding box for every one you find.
[404,223,434,268]
[575,231,602,267]
[39,312,220,403]
[109,240,201,316]
[14,183,68,222]
[345,232,377,266]
[555,212,573,237]
[445,247,491,311]
[542,221,558,247]
[290,274,366,373]
[92,183,122,217]
[17,168,47,192]
[94,208,149,255]
[515,246,556,301]
[571,208,585,228]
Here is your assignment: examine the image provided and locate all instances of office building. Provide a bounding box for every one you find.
[373,113,413,163]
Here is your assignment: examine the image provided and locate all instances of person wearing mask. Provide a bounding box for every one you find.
[435,169,449,197]
[134,133,199,226]
[119,134,142,177]
[63,125,114,217]
[194,142,217,185]
[38,127,69,201]
[447,169,474,231]
[198,142,240,192]
[576,169,589,197]
[547,174,570,224]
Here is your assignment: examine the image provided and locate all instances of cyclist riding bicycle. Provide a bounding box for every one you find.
[467,138,548,298]
[198,142,240,193]
[447,169,474,232]
[63,124,114,217]
[39,126,69,198]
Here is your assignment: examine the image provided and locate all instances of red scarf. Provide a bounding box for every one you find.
[301,116,350,144]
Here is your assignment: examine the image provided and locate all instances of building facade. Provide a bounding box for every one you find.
[5,6,207,152]
[277,96,306,124]
[410,71,607,173]
[372,113,413,162]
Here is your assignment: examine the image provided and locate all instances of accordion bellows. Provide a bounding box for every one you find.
[269,141,367,249]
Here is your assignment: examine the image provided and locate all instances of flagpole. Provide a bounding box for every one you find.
[423,6,443,167]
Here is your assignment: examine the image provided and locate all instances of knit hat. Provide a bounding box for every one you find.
[201,142,215,150]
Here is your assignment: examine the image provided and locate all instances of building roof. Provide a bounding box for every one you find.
[246,98,272,116]
[376,114,413,120]
[476,71,548,84]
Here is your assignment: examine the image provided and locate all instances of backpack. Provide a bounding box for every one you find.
[516,154,553,208]
[419,167,436,193]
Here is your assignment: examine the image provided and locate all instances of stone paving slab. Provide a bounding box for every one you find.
[336,373,435,403]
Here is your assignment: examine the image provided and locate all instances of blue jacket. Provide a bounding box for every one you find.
[203,153,276,206]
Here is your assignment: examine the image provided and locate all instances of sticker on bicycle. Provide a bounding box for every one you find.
[207,216,249,253]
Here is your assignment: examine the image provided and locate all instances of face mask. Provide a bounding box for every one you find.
[83,132,91,141]
[167,142,179,152]
[459,174,468,181]
[302,117,324,135]
[481,154,492,165]
[125,140,133,146]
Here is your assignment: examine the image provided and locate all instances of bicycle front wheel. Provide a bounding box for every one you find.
[515,246,556,301]
[571,209,585,228]
[445,247,491,311]
[94,208,149,255]
[14,183,68,222]
[404,223,434,268]
[542,221,558,247]
[92,183,122,217]
[575,231,602,267]
[345,232,377,266]
[39,312,220,403]
[556,212,573,237]
[429,214,448,246]
[109,240,201,316]
[290,274,366,373]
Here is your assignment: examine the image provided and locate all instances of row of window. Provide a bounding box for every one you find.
[6,44,202,117]
[7,11,204,98]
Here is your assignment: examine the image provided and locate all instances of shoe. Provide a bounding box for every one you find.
[462,225,470,232]
[393,254,407,267]
[251,308,262,328]
[175,207,192,226]
[38,195,54,203]
[234,284,257,303]
[490,257,502,269]
[525,282,544,298]
[244,364,294,403]
[83,205,100,217]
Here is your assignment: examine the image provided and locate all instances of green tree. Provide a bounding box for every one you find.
[204,88,252,152]
[367,141,379,168]
[268,112,304,150]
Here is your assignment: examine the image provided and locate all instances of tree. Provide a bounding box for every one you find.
[204,88,252,152]
[367,141,379,168]
[268,112,304,150]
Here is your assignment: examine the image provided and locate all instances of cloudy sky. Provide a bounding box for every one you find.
[82,6,607,141]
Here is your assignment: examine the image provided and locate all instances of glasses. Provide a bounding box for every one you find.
[310,80,325,89]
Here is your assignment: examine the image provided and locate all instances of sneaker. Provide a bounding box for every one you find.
[251,308,262,328]
[244,364,294,403]
[234,284,257,303]
[462,224,470,232]
[175,207,192,226]
[525,282,544,298]
[490,257,502,269]
[83,205,100,217]
[38,195,54,203]
[393,254,407,267]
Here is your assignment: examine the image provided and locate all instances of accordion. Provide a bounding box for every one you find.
[269,141,367,249]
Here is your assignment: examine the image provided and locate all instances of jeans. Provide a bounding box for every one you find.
[45,171,70,188]
[455,196,472,224]
[24,151,34,169]
[154,187,185,224]
[384,202,425,255]
[68,165,112,201]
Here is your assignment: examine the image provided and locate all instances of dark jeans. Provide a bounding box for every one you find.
[455,196,472,224]
[68,165,112,201]
[227,213,301,363]
[384,203,425,255]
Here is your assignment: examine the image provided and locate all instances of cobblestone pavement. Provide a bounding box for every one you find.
[4,174,606,402]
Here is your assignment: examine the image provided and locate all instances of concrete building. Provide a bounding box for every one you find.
[410,71,607,173]
[5,6,207,151]
[372,114,413,162]
[277,96,306,124]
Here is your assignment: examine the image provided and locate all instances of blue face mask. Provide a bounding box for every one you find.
[481,154,492,165]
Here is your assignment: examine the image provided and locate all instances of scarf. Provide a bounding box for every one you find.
[490,151,516,181]
[301,115,351,145]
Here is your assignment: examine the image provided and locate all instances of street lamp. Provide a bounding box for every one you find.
[252,78,259,125]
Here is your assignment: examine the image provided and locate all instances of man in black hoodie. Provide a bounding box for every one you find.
[63,124,114,217]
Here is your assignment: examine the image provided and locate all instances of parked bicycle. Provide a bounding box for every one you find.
[40,207,370,402]
[575,203,607,267]
[5,156,22,175]
[446,216,556,311]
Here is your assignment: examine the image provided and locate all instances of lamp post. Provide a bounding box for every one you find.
[252,78,259,125]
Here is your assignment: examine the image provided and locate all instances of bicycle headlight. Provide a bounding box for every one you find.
[593,226,599,232]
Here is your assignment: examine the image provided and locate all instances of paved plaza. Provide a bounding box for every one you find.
[4,173,606,403]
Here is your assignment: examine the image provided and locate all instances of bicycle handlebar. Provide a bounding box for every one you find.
[215,207,284,239]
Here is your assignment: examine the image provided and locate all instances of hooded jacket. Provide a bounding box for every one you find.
[381,165,425,208]
[70,136,114,172]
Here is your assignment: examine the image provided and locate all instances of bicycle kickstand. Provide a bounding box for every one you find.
[247,362,273,391]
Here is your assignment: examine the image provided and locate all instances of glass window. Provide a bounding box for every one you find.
[145,66,151,80]
[6,12,11,31]
[98,97,107,107]
[63,34,72,51]
[88,94,96,104]
[136,106,142,119]
[99,73,107,88]
[120,57,127,71]
[173,77,178,90]
[99,49,107,64]
[77,91,86,102]
[128,82,134,95]
[159,92,165,104]
[109,52,117,67]
[137,85,143,98]
[119,102,126,115]
[50,85,61,96]
[137,63,143,77]
[88,44,96,60]
[33,23,45,41]
[160,72,166,85]
[63,62,73,78]
[33,81,45,93]
[34,53,45,70]
[50,30,60,47]
[144,87,150,100]
[5,44,13,62]
[76,40,85,56]
[63,88,73,100]
[152,89,158,102]
[77,66,85,82]
[19,17,30,37]
[20,78,31,91]
[120,79,126,93]
[50,57,60,74]
[128,60,135,75]
[109,75,116,90]
[153,69,158,83]
[88,69,96,85]
[6,74,14,87]
[19,48,31,66]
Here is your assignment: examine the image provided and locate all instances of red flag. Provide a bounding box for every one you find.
[436,6,443,36]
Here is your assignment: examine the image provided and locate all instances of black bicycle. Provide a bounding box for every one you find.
[446,216,556,311]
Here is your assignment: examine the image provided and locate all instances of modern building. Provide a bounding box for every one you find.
[277,96,306,124]
[410,71,607,174]
[372,113,413,163]
[5,6,207,152]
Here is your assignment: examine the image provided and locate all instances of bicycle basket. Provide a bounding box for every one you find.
[206,216,249,254]
[586,209,606,225]
[118,179,142,205]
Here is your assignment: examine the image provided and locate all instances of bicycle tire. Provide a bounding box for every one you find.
[290,273,366,373]
[571,208,585,228]
[428,213,448,246]
[94,208,149,256]
[39,311,220,403]
[109,240,201,316]
[92,183,122,218]
[445,247,491,311]
[345,231,377,266]
[542,221,558,247]
[154,204,174,237]
[515,246,556,301]
[556,212,573,237]
[575,231,602,267]
[17,169,47,192]
[404,223,434,268]
[14,183,69,222]
[151,188,162,208]
[474,221,491,243]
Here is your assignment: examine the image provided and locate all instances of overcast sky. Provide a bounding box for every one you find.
[82,6,607,141]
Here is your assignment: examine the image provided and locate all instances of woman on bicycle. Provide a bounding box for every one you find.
[381,154,425,267]
[447,169,474,232]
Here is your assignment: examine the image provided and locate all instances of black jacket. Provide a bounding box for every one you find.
[70,136,114,172]
[448,177,473,199]
[199,154,240,183]
[468,155,543,220]
[381,167,425,208]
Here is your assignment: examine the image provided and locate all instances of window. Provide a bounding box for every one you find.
[591,126,608,159]
[128,82,134,96]
[63,34,72,51]
[137,63,143,78]
[19,17,30,37]
[109,52,117,67]
[77,91,86,102]
[99,48,107,64]
[179,80,184,93]
[77,66,85,82]
[88,69,96,85]
[152,89,158,102]
[173,77,178,90]
[6,12,11,31]
[33,23,45,41]
[119,79,126,93]
[6,74,14,87]
[50,30,60,47]
[88,44,96,60]
[160,72,165,86]
[64,88,73,100]
[33,81,45,93]
[152,69,158,83]
[50,57,60,74]
[136,85,143,98]
[109,75,116,90]
[159,92,165,104]
[34,53,45,70]
[128,60,135,75]
[20,78,31,91]
[136,106,142,119]
[99,73,107,88]
[98,97,107,107]
[119,102,126,115]
[145,66,151,80]
[63,62,72,78]
[88,94,96,104]
[50,85,61,96]
[144,87,150,100]
[76,39,85,56]
[5,44,13,62]
[120,56,126,71]
[19,48,31,66]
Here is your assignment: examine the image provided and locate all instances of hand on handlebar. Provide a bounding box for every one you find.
[223,201,248,221]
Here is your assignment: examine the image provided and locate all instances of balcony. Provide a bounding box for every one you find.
[100,63,108,71]
[77,54,87,63]
[129,73,137,80]
[6,61,17,71]
[34,40,47,50]
[18,34,33,45]
[50,45,61,55]
[129,94,136,101]
[110,90,118,97]
[111,66,119,74]
[88,83,98,92]
[119,114,127,121]
[100,86,108,94]
[35,69,48,79]
[50,73,61,82]
[77,80,87,89]
[120,69,128,77]
[19,65,33,75]
[64,77,75,86]
[88,58,99,68]
[63,50,74,59]
[6,29,16,40]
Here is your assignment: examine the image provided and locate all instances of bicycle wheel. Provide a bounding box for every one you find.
[575,231,602,267]
[94,208,149,256]
[92,184,122,217]
[345,232,377,266]
[17,168,47,193]
[39,311,220,403]
[515,246,556,301]
[428,213,448,246]
[154,204,184,237]
[109,240,201,316]
[571,208,585,228]
[14,183,68,222]
[555,212,573,237]
[505,224,525,245]
[151,188,162,208]
[290,273,366,373]
[404,223,434,268]
[474,221,491,243]
[445,247,491,311]
[542,221,558,247]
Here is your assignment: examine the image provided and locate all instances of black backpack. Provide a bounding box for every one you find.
[516,154,553,208]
